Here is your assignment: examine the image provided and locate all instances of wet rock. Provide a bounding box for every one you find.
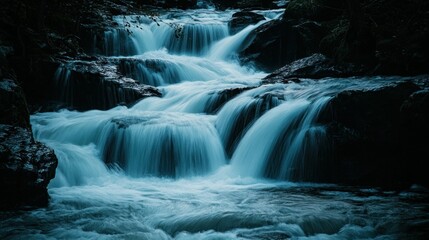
[262,54,364,84]
[211,0,276,10]
[320,80,429,188]
[205,86,255,114]
[240,19,326,72]
[0,76,58,209]
[53,59,161,111]
[0,124,58,209]
[229,11,265,35]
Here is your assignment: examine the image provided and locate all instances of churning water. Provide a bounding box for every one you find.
[2,6,428,240]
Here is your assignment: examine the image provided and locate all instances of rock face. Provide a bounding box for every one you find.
[229,11,265,34]
[262,54,363,84]
[53,59,161,111]
[0,124,58,209]
[0,77,58,209]
[319,79,429,188]
[240,19,326,72]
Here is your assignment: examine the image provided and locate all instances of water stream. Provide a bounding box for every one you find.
[1,6,428,239]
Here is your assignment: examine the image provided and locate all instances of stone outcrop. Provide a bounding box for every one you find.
[319,79,429,188]
[0,76,58,209]
[53,59,161,111]
[262,53,364,84]
[229,11,265,34]
[240,19,326,72]
[0,124,58,209]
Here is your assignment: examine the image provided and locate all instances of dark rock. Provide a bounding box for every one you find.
[262,53,364,84]
[211,0,276,10]
[0,124,58,209]
[205,86,255,114]
[9,57,61,112]
[0,79,30,128]
[284,0,345,21]
[220,90,283,157]
[52,59,161,111]
[0,76,58,209]
[240,19,326,72]
[229,11,265,35]
[320,80,429,188]
[399,88,429,186]
[162,0,198,9]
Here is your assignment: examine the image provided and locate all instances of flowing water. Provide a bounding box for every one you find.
[1,6,429,240]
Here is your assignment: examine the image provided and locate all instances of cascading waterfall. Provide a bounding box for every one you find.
[45,8,338,184]
[4,7,424,240]
[230,97,331,181]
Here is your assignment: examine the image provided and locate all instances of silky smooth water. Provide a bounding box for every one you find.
[2,7,428,240]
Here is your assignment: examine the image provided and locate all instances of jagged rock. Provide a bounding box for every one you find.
[0,79,30,128]
[53,59,161,111]
[229,11,265,34]
[320,80,429,188]
[0,124,58,209]
[262,54,364,84]
[240,19,326,71]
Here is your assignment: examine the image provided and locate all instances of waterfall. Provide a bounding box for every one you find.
[10,5,425,240]
[42,9,337,186]
[230,97,331,181]
[153,23,229,55]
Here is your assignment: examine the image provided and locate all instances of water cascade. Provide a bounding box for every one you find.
[9,6,426,240]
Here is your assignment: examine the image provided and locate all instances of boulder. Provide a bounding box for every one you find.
[52,59,161,111]
[229,11,265,35]
[319,79,429,188]
[240,19,326,72]
[0,124,58,209]
[0,77,58,209]
[262,53,364,84]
